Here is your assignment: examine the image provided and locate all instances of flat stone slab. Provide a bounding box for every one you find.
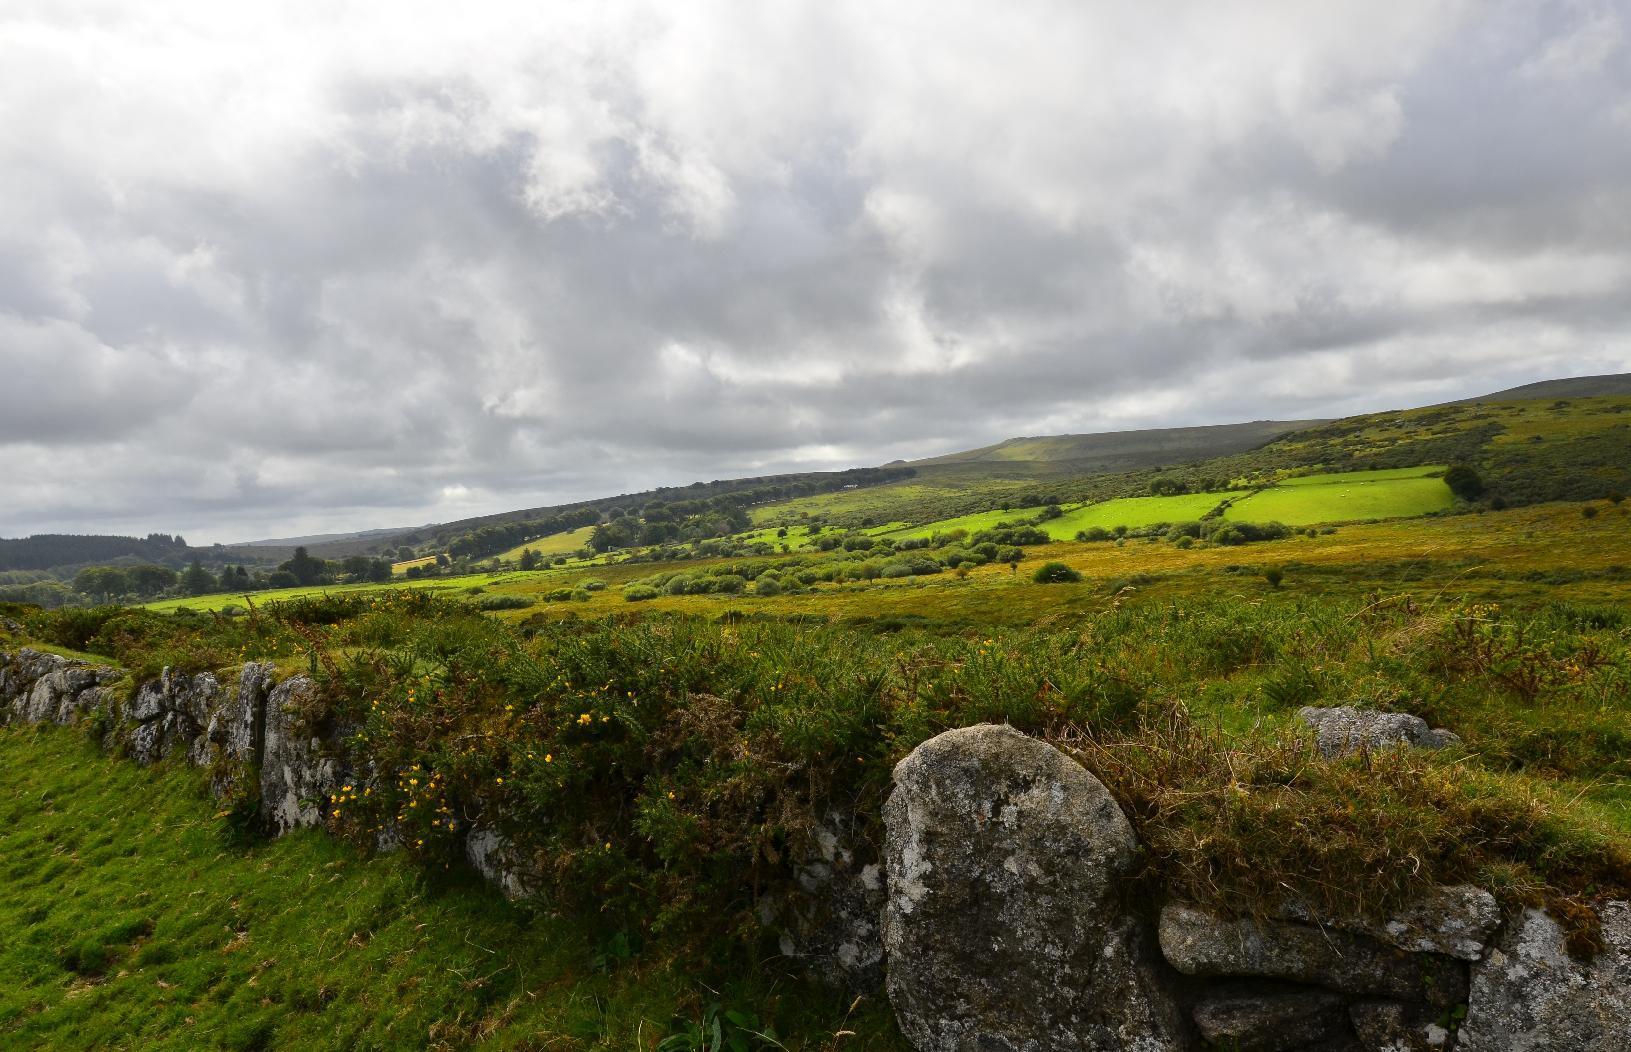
[1159,903,1467,1004]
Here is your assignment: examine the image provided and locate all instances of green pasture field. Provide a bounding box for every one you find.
[1277,465,1445,485]
[1226,474,1454,526]
[728,524,821,551]
[878,506,1049,540]
[1039,492,1229,537]
[492,524,597,563]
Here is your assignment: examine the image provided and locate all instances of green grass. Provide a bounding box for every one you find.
[1276,465,1445,486]
[492,525,598,563]
[878,506,1049,540]
[0,726,902,1050]
[1226,474,1454,526]
[1040,492,1230,536]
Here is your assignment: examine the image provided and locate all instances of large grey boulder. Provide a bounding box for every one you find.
[882,723,1185,1051]
[1159,904,1467,1005]
[1298,706,1459,759]
[1277,884,1501,962]
[259,675,347,835]
[1458,901,1631,1051]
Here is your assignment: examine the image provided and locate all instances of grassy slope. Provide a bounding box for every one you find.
[1042,493,1229,536]
[748,395,1631,531]
[492,525,598,563]
[1226,476,1454,526]
[0,728,901,1051]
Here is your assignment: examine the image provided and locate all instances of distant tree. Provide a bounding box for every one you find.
[1443,465,1484,501]
[181,558,215,596]
[127,563,178,598]
[435,553,451,568]
[518,549,541,571]
[340,555,375,582]
[267,570,299,588]
[1149,478,1187,496]
[73,566,130,601]
[281,546,327,586]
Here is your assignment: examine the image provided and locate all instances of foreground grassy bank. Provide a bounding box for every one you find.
[0,727,903,1050]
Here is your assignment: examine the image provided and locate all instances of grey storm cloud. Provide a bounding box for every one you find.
[1,0,1628,541]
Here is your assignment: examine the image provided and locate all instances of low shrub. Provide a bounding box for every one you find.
[1031,561,1082,584]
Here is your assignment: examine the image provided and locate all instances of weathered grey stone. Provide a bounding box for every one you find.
[125,668,220,764]
[1159,904,1467,1004]
[197,662,274,789]
[882,724,1185,1052]
[1298,706,1460,759]
[259,676,346,835]
[1458,901,1631,1051]
[1278,885,1501,962]
[1349,1001,1452,1050]
[1191,989,1347,1052]
[769,814,886,991]
[465,826,539,901]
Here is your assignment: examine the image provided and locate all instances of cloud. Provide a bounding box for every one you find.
[1,0,1628,541]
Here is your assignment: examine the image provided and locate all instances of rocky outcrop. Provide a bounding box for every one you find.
[1458,901,1631,1051]
[197,662,275,797]
[881,723,1185,1051]
[127,667,222,765]
[1,648,120,726]
[259,675,346,835]
[1299,705,1460,758]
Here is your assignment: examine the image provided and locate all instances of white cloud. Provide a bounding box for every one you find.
[1,0,1628,540]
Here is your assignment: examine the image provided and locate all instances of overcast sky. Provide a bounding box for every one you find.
[3,1,1628,543]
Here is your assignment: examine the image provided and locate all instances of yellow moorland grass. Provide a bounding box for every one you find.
[491,501,1631,626]
[141,502,1631,623]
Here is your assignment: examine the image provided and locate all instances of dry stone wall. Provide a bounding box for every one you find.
[3,648,1628,1050]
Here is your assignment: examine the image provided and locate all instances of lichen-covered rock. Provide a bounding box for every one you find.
[882,724,1185,1051]
[259,676,346,835]
[1278,885,1501,962]
[126,668,220,765]
[1458,902,1631,1051]
[2,649,117,727]
[1159,904,1467,1004]
[1349,1000,1452,1050]
[198,662,275,795]
[465,826,540,901]
[1298,706,1460,759]
[768,814,886,991]
[1191,989,1347,1052]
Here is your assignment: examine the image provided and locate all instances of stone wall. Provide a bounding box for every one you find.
[3,648,1627,1050]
